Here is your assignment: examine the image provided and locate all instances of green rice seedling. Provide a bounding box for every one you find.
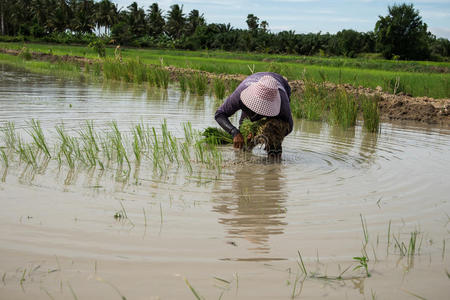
[290,82,328,121]
[109,121,130,169]
[156,68,170,89]
[213,78,226,100]
[55,125,76,169]
[27,119,51,158]
[203,139,223,174]
[168,134,179,165]
[0,148,8,168]
[362,96,380,133]
[194,140,205,163]
[407,231,419,257]
[328,90,357,128]
[180,141,192,174]
[187,74,196,94]
[297,250,308,276]
[99,135,112,163]
[132,130,142,164]
[184,278,203,300]
[353,255,370,277]
[360,214,369,247]
[188,73,208,95]
[195,74,208,95]
[2,122,17,150]
[160,120,174,163]
[93,62,101,77]
[102,58,122,81]
[183,122,194,145]
[151,127,164,174]
[134,58,148,84]
[179,76,187,93]
[23,143,38,167]
[133,122,146,147]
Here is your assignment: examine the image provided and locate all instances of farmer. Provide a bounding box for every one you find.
[215,72,293,158]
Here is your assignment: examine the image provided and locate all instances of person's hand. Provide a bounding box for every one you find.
[246,132,253,144]
[233,133,244,149]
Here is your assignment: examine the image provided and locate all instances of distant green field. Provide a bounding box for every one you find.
[1,42,449,98]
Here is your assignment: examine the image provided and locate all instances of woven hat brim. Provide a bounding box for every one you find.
[240,84,281,117]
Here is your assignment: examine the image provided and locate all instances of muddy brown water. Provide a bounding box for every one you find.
[0,64,449,299]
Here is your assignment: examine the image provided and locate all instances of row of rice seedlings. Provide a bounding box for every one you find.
[102,57,170,88]
[1,120,225,178]
[290,81,381,131]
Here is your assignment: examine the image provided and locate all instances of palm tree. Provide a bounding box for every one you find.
[186,9,205,36]
[96,0,118,34]
[165,4,185,39]
[147,2,164,37]
[73,0,96,34]
[127,2,146,36]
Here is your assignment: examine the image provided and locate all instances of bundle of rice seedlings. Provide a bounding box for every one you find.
[241,118,289,153]
[201,127,233,144]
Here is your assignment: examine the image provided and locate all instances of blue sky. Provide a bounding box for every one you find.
[112,0,450,39]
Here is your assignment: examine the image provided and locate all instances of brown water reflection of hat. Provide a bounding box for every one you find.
[240,75,281,117]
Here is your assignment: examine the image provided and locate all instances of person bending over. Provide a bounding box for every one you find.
[215,72,293,159]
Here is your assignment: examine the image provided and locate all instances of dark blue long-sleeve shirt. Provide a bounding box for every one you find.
[214,72,293,137]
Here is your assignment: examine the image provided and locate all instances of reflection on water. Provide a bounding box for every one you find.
[212,163,287,253]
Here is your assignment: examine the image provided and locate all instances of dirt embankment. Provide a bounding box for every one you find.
[2,48,449,126]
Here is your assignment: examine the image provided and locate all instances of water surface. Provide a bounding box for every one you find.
[1,64,449,299]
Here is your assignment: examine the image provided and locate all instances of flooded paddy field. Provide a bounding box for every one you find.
[0,64,449,299]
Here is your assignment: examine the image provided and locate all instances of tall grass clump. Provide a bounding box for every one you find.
[179,76,187,93]
[361,96,380,132]
[102,58,122,81]
[213,78,226,100]
[290,81,329,121]
[328,90,358,128]
[188,73,208,95]
[149,67,170,88]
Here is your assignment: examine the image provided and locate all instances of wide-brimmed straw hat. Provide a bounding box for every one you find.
[240,76,281,117]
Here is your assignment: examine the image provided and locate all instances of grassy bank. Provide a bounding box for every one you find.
[1,42,449,98]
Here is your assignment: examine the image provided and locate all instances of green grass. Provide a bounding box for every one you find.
[213,78,226,100]
[1,42,449,98]
[290,82,329,121]
[361,96,380,132]
[328,90,358,128]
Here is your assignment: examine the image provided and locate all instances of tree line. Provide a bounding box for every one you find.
[1,0,449,60]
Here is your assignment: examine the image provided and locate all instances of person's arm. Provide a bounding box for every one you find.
[214,86,243,137]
